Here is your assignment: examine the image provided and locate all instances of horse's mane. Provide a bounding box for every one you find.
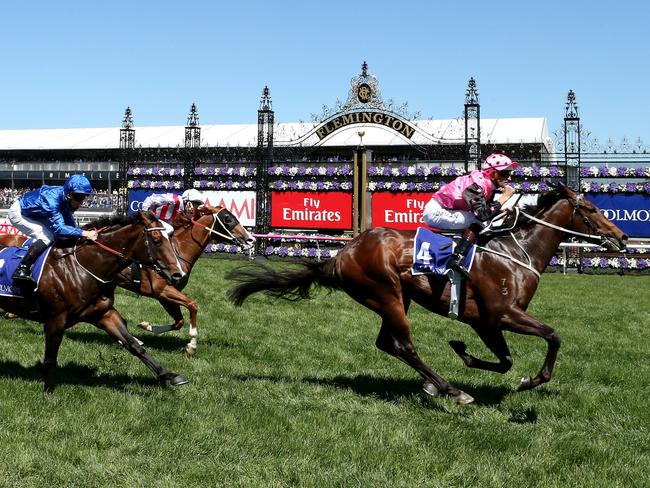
[519,188,564,219]
[488,188,565,234]
[83,214,139,231]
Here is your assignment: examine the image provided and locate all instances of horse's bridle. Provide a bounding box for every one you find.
[191,207,243,245]
[520,194,612,248]
[476,193,614,277]
[73,221,170,283]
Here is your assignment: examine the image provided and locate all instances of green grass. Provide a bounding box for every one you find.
[0,259,649,487]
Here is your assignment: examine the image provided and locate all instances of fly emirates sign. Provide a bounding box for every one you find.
[271,192,352,229]
[371,192,433,230]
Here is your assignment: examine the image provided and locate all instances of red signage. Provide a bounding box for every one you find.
[371,192,433,230]
[271,192,352,229]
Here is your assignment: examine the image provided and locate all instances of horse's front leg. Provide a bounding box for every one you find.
[501,307,561,391]
[138,286,199,355]
[159,289,199,355]
[449,324,513,374]
[96,307,188,386]
[42,314,67,393]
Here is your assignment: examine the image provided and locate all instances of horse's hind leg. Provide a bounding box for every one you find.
[96,308,188,386]
[374,305,474,405]
[501,307,561,391]
[449,325,513,373]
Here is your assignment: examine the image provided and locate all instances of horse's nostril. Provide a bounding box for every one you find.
[172,272,183,281]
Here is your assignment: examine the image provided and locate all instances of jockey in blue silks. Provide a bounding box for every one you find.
[8,174,99,287]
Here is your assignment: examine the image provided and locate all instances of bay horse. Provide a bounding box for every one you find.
[0,211,189,391]
[227,184,627,404]
[114,205,255,354]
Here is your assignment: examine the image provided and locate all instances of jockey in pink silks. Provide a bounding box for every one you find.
[422,153,519,278]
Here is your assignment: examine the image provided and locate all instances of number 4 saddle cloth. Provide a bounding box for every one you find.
[411,227,477,276]
[0,239,52,298]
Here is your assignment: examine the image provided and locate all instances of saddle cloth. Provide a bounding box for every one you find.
[0,239,52,297]
[411,227,476,276]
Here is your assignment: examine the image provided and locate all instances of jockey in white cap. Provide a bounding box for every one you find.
[141,189,206,236]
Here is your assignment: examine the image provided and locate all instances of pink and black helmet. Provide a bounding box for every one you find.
[481,153,520,172]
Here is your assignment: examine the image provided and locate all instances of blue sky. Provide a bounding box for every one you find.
[2,0,649,146]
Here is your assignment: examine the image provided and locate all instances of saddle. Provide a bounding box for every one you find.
[411,227,476,277]
[0,239,52,298]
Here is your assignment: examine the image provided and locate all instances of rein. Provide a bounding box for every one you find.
[476,195,610,277]
[73,224,168,283]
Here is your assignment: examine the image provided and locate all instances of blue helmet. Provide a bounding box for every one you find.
[64,175,93,196]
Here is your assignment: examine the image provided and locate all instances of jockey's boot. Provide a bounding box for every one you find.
[12,239,48,288]
[448,225,479,280]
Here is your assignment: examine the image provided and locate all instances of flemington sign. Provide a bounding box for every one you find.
[316,111,416,140]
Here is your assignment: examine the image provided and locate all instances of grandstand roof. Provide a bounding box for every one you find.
[0,117,553,152]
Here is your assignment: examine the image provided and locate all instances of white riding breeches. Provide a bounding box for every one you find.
[8,201,55,244]
[422,198,482,230]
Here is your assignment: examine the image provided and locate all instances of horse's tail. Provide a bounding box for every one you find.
[226,259,340,307]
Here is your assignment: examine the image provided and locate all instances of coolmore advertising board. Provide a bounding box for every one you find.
[128,190,256,226]
[588,193,650,238]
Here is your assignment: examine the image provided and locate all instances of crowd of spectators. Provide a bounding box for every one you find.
[0,187,119,209]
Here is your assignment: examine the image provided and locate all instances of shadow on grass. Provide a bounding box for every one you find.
[66,328,240,353]
[67,328,188,352]
[0,359,163,391]
[232,371,515,409]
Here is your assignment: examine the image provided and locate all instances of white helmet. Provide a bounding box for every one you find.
[181,189,205,205]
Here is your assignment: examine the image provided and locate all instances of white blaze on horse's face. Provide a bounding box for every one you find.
[163,232,186,278]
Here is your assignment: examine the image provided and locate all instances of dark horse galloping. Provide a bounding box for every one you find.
[227,184,627,404]
[0,211,188,391]
[115,205,255,354]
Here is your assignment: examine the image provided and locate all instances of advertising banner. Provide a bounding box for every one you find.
[371,192,433,230]
[0,218,24,236]
[128,190,256,226]
[271,192,352,229]
[588,193,650,238]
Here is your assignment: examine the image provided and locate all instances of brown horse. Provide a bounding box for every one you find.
[0,211,188,391]
[227,184,627,404]
[115,205,255,354]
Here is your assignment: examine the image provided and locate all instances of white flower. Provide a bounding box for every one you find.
[289,166,298,176]
[407,166,416,176]
[274,167,282,175]
[391,168,399,177]
[608,167,617,176]
[399,182,407,191]
[318,167,327,175]
[539,167,550,177]
[588,166,599,176]
[127,181,134,188]
[133,168,141,175]
[309,182,318,191]
[608,258,620,268]
[368,182,377,191]
[523,167,533,177]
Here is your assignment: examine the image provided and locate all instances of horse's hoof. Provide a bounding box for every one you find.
[138,321,153,332]
[453,391,475,405]
[518,377,533,391]
[422,380,439,397]
[169,374,189,386]
[185,344,197,355]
